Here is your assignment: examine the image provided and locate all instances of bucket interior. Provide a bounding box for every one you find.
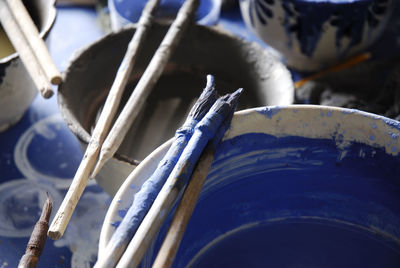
[145,132,400,267]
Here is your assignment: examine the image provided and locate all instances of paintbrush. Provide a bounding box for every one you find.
[116,89,242,268]
[152,88,240,268]
[94,75,218,268]
[47,0,162,240]
[91,0,200,179]
[294,52,371,89]
[18,193,53,268]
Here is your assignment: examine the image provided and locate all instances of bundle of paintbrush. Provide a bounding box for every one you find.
[48,0,200,240]
[94,75,242,268]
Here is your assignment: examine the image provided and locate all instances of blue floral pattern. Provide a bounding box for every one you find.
[248,0,392,58]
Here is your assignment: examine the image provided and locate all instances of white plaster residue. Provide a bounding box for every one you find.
[14,114,94,189]
[202,147,324,199]
[186,222,261,267]
[336,149,348,162]
[0,180,62,237]
[54,191,110,268]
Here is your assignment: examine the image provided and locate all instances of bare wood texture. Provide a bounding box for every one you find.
[0,0,54,98]
[47,0,162,240]
[152,144,215,268]
[91,0,200,179]
[18,194,53,268]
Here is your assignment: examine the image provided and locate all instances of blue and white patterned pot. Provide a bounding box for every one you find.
[239,0,395,71]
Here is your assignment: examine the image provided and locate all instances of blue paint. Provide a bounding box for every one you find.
[168,90,242,193]
[100,78,219,267]
[117,208,128,218]
[390,132,400,140]
[188,219,400,267]
[259,106,281,119]
[128,91,240,267]
[111,221,121,229]
[384,118,400,131]
[370,134,375,141]
[327,110,333,117]
[141,132,400,267]
[371,123,377,129]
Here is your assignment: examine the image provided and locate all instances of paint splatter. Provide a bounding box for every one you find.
[259,106,281,119]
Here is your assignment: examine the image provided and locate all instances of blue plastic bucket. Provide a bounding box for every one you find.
[100,105,400,267]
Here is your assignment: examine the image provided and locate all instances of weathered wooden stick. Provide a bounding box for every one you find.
[116,90,242,268]
[91,0,200,178]
[152,90,240,268]
[0,0,54,98]
[47,0,162,240]
[5,0,62,85]
[18,194,53,268]
[94,76,218,268]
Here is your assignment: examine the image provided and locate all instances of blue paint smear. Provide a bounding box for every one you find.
[258,106,281,119]
[390,132,400,140]
[141,133,400,267]
[117,208,128,218]
[111,221,121,229]
[385,119,400,131]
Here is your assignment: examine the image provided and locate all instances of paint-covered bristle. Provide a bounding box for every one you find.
[208,94,231,116]
[227,88,243,108]
[210,89,243,147]
[188,75,218,121]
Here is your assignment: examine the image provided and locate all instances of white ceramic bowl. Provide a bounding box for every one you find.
[99,105,400,267]
[0,0,56,131]
[239,0,395,71]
